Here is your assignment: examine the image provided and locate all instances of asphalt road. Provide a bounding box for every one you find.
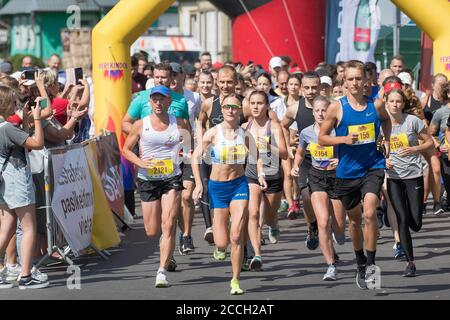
[1,204,450,301]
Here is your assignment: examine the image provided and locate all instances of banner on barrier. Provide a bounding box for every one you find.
[96,133,125,217]
[50,145,94,256]
[84,139,121,250]
[326,0,381,64]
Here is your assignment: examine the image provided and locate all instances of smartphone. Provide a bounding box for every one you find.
[75,67,83,83]
[28,98,46,108]
[22,70,35,80]
[40,98,47,108]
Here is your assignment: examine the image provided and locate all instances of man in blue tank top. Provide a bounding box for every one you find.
[318,60,391,290]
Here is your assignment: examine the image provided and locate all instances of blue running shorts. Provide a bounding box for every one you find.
[208,175,249,209]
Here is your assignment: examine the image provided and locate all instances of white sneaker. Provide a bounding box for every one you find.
[17,266,48,282]
[203,227,214,244]
[323,264,337,281]
[5,264,21,282]
[31,266,48,282]
[268,226,280,244]
[155,270,169,288]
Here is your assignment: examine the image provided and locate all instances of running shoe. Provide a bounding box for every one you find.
[204,227,214,245]
[332,232,345,246]
[305,224,319,250]
[277,199,289,213]
[16,266,48,281]
[403,262,416,277]
[393,243,405,259]
[355,264,367,289]
[178,234,185,255]
[0,268,14,289]
[365,264,379,289]
[249,256,263,271]
[287,200,300,219]
[4,264,21,282]
[155,270,169,288]
[268,226,280,244]
[323,264,337,281]
[230,279,244,295]
[31,266,48,282]
[241,259,250,272]
[167,256,177,272]
[260,237,266,246]
[181,235,195,254]
[213,248,227,261]
[18,274,49,289]
[433,202,444,215]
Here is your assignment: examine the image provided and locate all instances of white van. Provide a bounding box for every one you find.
[131,36,202,64]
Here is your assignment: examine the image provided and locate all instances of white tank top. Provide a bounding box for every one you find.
[210,124,246,165]
[137,115,181,181]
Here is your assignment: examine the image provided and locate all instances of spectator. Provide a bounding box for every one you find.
[390,55,405,76]
[200,52,212,71]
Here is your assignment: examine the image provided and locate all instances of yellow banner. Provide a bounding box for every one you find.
[84,140,120,250]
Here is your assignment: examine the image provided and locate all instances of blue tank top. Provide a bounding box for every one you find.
[335,96,385,179]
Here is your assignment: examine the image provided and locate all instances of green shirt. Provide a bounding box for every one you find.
[127,89,189,120]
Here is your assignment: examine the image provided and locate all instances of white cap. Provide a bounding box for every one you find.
[10,71,35,86]
[320,76,332,86]
[398,72,412,86]
[269,56,282,70]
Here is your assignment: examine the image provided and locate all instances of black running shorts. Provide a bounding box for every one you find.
[181,163,195,182]
[247,177,283,194]
[307,167,339,199]
[334,168,385,210]
[137,175,183,202]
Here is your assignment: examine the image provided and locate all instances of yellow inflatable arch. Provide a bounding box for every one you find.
[392,0,450,78]
[92,0,174,145]
[92,0,449,139]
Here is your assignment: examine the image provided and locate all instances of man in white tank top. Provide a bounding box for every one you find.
[123,85,193,288]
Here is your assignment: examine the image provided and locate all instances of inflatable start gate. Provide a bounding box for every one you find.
[92,0,450,145]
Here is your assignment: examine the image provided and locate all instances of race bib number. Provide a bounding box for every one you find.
[220,145,246,163]
[256,136,270,153]
[309,143,334,161]
[390,133,409,154]
[348,123,375,145]
[147,159,174,177]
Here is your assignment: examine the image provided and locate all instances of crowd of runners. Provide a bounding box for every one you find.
[122,52,450,294]
[1,52,449,294]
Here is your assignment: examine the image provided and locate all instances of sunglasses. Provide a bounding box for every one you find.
[222,104,242,109]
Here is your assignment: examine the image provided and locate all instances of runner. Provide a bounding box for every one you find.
[318,60,392,289]
[122,62,190,271]
[256,71,297,219]
[291,96,346,281]
[389,55,405,76]
[429,80,450,214]
[198,65,240,245]
[122,85,192,288]
[170,62,201,255]
[282,71,321,250]
[192,95,250,295]
[284,74,303,218]
[385,88,434,277]
[244,90,288,269]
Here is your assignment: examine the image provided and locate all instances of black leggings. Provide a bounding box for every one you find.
[200,162,212,228]
[387,177,424,262]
